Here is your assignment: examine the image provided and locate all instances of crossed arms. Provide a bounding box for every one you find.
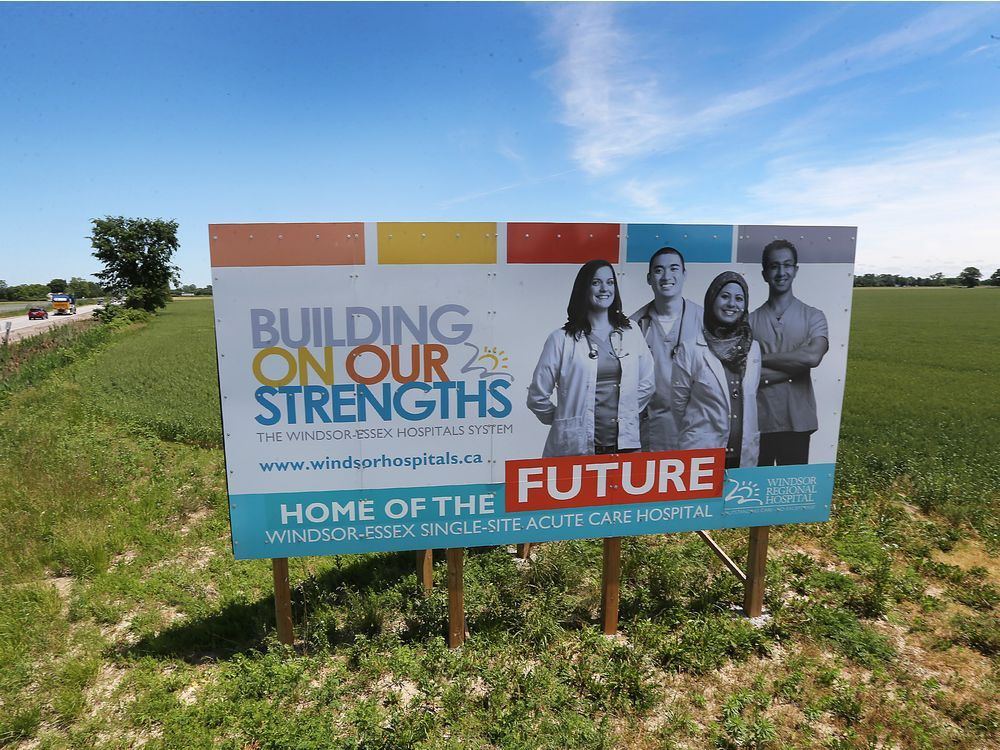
[760,336,829,383]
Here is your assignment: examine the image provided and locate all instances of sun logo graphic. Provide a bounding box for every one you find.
[724,478,762,506]
[460,343,513,381]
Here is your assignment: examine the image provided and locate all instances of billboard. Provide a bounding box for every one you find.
[210,222,856,560]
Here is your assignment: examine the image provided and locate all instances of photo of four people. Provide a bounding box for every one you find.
[527,240,829,467]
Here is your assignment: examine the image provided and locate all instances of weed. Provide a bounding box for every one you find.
[714,685,777,749]
[0,706,41,745]
[952,611,1000,656]
[782,602,895,667]
[632,613,772,675]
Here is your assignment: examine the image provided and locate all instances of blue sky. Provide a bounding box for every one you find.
[2,1,999,286]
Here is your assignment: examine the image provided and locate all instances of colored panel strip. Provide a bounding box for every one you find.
[506,223,620,264]
[377,222,497,264]
[626,224,733,264]
[209,223,365,267]
[228,464,834,559]
[736,225,857,264]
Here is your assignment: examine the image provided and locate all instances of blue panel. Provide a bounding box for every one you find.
[626,224,733,264]
[229,464,834,559]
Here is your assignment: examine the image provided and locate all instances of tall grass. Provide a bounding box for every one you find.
[837,288,1000,546]
[0,318,111,402]
[75,298,222,446]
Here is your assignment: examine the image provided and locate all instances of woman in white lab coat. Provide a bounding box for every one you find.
[672,271,761,468]
[527,260,654,457]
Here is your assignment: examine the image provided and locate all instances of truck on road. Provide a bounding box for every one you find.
[51,293,77,315]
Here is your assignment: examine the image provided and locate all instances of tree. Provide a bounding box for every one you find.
[9,283,50,301]
[90,217,180,311]
[67,276,104,299]
[957,267,981,288]
[989,269,1000,287]
[48,278,67,293]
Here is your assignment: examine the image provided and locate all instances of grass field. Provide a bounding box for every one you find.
[0,291,997,750]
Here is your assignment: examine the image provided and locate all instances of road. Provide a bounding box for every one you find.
[2,305,100,344]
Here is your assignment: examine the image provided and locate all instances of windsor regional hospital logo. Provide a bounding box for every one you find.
[723,473,821,515]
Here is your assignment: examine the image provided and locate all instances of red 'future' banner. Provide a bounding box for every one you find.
[504,449,725,513]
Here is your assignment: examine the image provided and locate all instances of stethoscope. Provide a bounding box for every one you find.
[586,329,629,360]
[669,299,687,360]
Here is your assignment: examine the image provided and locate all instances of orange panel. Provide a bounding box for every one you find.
[507,223,620,264]
[209,223,365,267]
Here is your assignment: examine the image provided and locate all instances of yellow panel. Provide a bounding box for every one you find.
[377,222,497,264]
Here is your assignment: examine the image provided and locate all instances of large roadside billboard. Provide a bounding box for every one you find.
[211,222,856,560]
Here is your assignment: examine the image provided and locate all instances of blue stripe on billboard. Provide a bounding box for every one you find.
[229,464,834,559]
[625,224,734,264]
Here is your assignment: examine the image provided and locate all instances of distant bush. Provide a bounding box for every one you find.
[92,305,152,327]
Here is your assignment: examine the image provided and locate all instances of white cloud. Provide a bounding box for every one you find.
[742,132,1000,276]
[545,4,993,175]
[438,169,577,208]
[617,177,686,217]
[543,4,681,174]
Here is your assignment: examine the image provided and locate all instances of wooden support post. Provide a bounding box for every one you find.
[516,543,532,559]
[743,526,770,617]
[600,537,622,635]
[272,557,294,646]
[696,530,747,583]
[446,548,465,648]
[416,549,434,592]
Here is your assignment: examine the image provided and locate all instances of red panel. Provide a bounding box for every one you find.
[507,223,620,264]
[504,449,724,512]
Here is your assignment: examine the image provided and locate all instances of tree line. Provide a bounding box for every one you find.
[854,267,999,288]
[0,275,211,302]
[0,277,105,301]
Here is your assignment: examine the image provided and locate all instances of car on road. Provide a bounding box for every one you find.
[28,307,48,320]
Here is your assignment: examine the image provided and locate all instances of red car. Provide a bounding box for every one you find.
[28,307,48,320]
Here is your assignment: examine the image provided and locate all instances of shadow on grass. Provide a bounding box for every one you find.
[122,551,419,663]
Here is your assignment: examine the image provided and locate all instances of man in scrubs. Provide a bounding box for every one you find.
[750,239,829,465]
[630,247,703,451]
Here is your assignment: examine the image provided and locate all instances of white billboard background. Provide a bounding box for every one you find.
[214,256,853,496]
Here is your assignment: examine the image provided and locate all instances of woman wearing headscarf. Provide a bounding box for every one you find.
[527,259,654,457]
[671,271,761,468]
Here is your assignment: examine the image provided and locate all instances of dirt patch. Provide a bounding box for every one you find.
[39,575,74,617]
[101,615,137,647]
[85,664,128,718]
[933,541,1000,585]
[177,682,200,706]
[110,550,138,569]
[373,674,421,708]
[178,506,212,536]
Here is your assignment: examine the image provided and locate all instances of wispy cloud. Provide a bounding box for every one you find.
[758,6,850,61]
[545,4,992,176]
[544,3,679,175]
[497,135,526,165]
[741,132,1000,276]
[617,177,687,217]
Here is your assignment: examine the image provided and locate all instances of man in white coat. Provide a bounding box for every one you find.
[629,247,703,452]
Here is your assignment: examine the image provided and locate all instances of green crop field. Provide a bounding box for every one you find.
[0,291,997,750]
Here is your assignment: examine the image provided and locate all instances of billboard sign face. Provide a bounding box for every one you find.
[211,222,856,560]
